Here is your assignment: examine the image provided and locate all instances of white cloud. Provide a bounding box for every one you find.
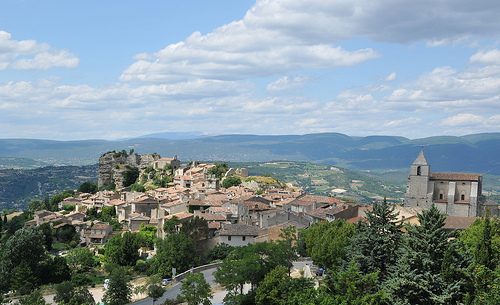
[0,31,79,70]
[469,49,500,65]
[266,75,311,91]
[385,72,397,81]
[121,0,500,85]
[384,118,422,127]
[441,114,485,126]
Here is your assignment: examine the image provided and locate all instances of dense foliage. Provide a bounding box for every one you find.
[212,203,500,305]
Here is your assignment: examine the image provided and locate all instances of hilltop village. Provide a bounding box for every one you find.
[27,151,365,250]
[24,150,497,253]
[3,150,500,304]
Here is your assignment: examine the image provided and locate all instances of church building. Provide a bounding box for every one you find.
[404,150,496,217]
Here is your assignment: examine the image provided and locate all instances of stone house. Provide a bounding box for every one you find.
[218,223,259,247]
[152,156,181,170]
[128,213,151,231]
[87,222,113,244]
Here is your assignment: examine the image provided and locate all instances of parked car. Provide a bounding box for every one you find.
[162,278,173,285]
[315,268,326,276]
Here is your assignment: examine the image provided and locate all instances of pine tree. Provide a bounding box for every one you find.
[385,204,462,304]
[347,198,403,283]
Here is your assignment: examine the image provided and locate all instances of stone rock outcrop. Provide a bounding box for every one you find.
[98,152,159,189]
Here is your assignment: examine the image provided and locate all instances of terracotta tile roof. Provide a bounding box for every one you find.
[346,216,363,223]
[91,223,111,230]
[209,207,232,214]
[106,199,126,206]
[305,208,330,220]
[430,172,482,181]
[300,195,335,204]
[219,224,259,236]
[199,213,227,221]
[243,201,271,211]
[208,222,221,229]
[204,193,231,206]
[274,197,297,206]
[163,212,194,221]
[130,213,151,221]
[161,200,183,207]
[291,200,315,206]
[444,216,478,230]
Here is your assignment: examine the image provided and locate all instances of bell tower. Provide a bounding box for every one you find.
[405,150,432,209]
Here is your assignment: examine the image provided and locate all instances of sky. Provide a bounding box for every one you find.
[1,0,500,141]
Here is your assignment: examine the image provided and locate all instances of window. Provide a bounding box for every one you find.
[242,236,246,241]
[439,194,443,200]
[228,236,231,241]
[461,194,465,200]
[417,166,421,176]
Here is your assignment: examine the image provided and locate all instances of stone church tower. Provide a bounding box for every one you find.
[405,150,432,210]
[404,150,494,217]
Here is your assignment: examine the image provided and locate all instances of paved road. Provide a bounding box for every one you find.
[131,267,217,305]
[130,260,312,305]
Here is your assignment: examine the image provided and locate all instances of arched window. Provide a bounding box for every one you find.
[417,166,421,176]
[461,194,465,201]
[439,194,444,200]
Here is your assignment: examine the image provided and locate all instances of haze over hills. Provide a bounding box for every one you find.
[1,132,499,175]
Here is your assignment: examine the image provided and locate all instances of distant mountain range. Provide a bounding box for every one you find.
[1,132,499,174]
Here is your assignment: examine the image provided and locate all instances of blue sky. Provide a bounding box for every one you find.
[1,0,500,140]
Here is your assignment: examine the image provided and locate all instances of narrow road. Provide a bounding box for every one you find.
[130,260,312,305]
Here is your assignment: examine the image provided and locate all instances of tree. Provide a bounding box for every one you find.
[149,233,199,278]
[104,232,140,266]
[214,242,278,294]
[123,167,140,187]
[346,198,403,283]
[57,224,78,244]
[305,219,354,271]
[0,226,47,292]
[134,275,165,305]
[222,176,242,189]
[460,213,500,304]
[102,267,133,305]
[163,216,179,234]
[14,290,47,305]
[180,216,209,241]
[137,223,158,248]
[50,190,74,211]
[148,285,165,305]
[77,181,98,194]
[177,271,212,305]
[208,162,228,179]
[274,226,299,275]
[204,243,235,262]
[101,206,116,222]
[39,222,54,251]
[323,261,387,305]
[10,261,36,293]
[385,204,461,304]
[28,200,43,212]
[54,281,74,304]
[255,266,317,305]
[66,247,99,273]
